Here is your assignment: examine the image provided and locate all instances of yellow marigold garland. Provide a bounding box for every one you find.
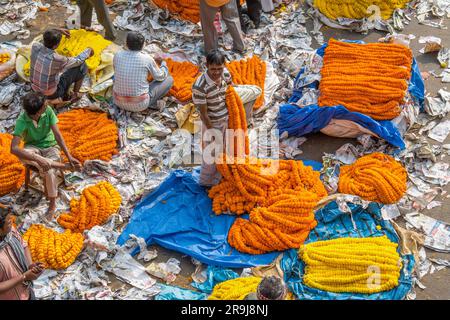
[0,52,11,64]
[0,133,25,196]
[313,0,410,21]
[318,39,413,120]
[208,276,262,300]
[23,224,84,270]
[57,109,118,164]
[338,152,407,204]
[226,56,266,110]
[165,58,200,102]
[57,181,122,233]
[299,236,402,294]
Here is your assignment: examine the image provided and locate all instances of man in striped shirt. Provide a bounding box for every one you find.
[30,29,93,104]
[192,50,261,186]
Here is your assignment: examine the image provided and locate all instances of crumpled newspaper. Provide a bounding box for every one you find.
[405,212,450,253]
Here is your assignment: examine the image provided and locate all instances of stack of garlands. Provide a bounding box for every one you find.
[57,181,122,233]
[208,276,262,300]
[226,55,266,110]
[58,109,118,164]
[313,0,410,20]
[23,224,84,270]
[299,236,402,294]
[338,152,407,204]
[0,52,10,64]
[165,58,200,102]
[0,133,25,196]
[318,39,413,120]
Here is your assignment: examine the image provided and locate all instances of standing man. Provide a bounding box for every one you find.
[237,0,262,32]
[200,0,245,55]
[77,0,117,41]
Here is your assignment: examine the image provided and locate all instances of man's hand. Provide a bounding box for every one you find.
[68,155,82,171]
[154,56,163,65]
[58,28,71,38]
[23,269,41,281]
[28,262,45,275]
[86,47,95,57]
[36,157,52,172]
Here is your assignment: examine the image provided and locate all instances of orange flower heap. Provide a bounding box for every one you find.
[23,224,84,270]
[338,153,407,204]
[165,58,200,102]
[226,56,266,110]
[318,39,413,120]
[57,181,122,232]
[0,133,25,196]
[58,109,118,164]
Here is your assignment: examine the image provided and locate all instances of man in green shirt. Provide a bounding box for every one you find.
[10,93,81,219]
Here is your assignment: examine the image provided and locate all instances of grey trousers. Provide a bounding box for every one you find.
[148,75,174,108]
[77,0,116,40]
[200,0,245,54]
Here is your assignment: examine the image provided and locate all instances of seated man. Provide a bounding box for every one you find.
[244,276,287,300]
[192,50,261,187]
[10,93,81,218]
[30,28,93,104]
[113,32,174,112]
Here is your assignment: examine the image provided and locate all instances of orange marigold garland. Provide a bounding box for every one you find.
[57,181,122,233]
[226,56,266,110]
[57,109,118,164]
[225,86,250,157]
[23,224,84,270]
[165,58,200,102]
[338,152,407,204]
[0,133,25,196]
[318,39,413,120]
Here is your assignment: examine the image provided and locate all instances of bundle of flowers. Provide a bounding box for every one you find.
[225,86,250,156]
[58,109,118,164]
[226,56,266,110]
[0,52,10,64]
[23,224,84,270]
[57,181,122,232]
[338,152,406,204]
[165,58,200,102]
[208,276,262,300]
[313,0,410,21]
[0,133,25,196]
[318,39,413,120]
[299,236,402,293]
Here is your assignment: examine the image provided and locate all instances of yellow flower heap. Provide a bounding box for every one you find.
[338,153,407,204]
[23,224,84,270]
[58,181,122,232]
[0,133,25,196]
[313,0,410,20]
[299,236,402,294]
[58,109,118,164]
[208,277,262,300]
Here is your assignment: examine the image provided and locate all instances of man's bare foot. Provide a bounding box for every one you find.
[70,92,82,103]
[44,205,56,223]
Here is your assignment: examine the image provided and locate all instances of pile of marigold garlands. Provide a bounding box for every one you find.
[0,133,25,196]
[313,0,410,21]
[226,55,266,110]
[338,152,407,204]
[58,181,122,233]
[165,58,200,102]
[299,236,402,293]
[23,224,84,270]
[318,39,413,120]
[208,276,262,300]
[58,109,118,164]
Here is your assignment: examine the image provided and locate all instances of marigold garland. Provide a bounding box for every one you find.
[225,86,250,157]
[57,181,122,233]
[57,109,118,164]
[338,152,407,204]
[0,133,25,196]
[23,224,84,270]
[313,0,410,21]
[226,56,266,110]
[0,52,11,64]
[318,39,413,120]
[208,276,262,300]
[299,236,402,294]
[165,58,200,102]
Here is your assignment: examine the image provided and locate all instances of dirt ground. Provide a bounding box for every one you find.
[1,0,448,300]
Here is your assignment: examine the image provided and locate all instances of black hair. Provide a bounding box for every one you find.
[126,32,145,51]
[206,50,225,65]
[257,276,285,300]
[43,29,63,49]
[22,92,46,116]
[0,204,9,229]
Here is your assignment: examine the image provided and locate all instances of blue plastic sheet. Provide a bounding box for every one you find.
[279,40,425,149]
[155,284,207,300]
[281,201,415,300]
[117,169,279,268]
[191,266,239,293]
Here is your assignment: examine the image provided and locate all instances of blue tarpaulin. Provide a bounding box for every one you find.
[278,40,425,149]
[281,201,415,300]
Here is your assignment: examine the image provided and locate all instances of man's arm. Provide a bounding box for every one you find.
[51,124,80,169]
[10,136,51,172]
[198,104,213,130]
[148,56,168,82]
[61,47,94,71]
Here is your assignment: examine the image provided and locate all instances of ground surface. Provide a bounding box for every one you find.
[1,0,448,300]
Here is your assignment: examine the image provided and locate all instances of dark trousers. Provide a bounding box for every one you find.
[47,63,88,100]
[236,0,262,32]
[77,0,116,40]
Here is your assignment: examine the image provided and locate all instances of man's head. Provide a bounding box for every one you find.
[22,92,46,120]
[206,50,226,83]
[126,32,145,51]
[0,204,12,237]
[257,276,286,300]
[43,29,63,49]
